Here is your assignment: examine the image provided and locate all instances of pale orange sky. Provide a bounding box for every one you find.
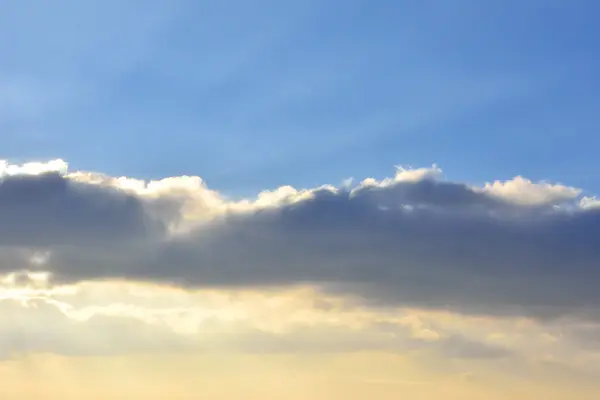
[2,352,599,400]
[0,279,599,399]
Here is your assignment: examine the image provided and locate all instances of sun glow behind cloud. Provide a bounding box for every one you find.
[0,159,600,398]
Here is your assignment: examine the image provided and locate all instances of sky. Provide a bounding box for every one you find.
[2,0,600,399]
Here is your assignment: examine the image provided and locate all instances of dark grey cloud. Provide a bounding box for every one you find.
[128,184,600,318]
[1,168,600,319]
[0,172,162,246]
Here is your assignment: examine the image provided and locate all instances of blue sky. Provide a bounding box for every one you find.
[1,0,599,196]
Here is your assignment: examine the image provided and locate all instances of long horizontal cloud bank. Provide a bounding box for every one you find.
[1,160,600,318]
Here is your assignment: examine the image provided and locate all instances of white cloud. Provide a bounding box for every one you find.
[580,196,600,209]
[481,176,581,206]
[0,159,68,176]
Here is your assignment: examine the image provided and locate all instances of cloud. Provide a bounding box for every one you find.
[0,279,514,361]
[481,176,581,206]
[2,274,600,387]
[0,159,599,320]
[0,170,161,246]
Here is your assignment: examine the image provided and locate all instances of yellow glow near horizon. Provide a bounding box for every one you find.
[0,353,598,400]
